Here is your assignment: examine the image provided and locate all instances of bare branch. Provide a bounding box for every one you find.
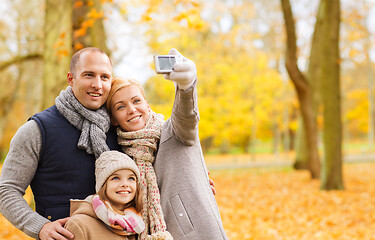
[0,54,42,71]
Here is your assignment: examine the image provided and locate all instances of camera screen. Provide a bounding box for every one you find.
[158,56,176,70]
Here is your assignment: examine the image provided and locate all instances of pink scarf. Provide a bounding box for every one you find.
[90,195,145,235]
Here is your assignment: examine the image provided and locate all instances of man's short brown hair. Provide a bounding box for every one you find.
[70,47,112,77]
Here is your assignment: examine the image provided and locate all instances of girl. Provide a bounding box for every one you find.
[64,150,145,240]
[106,49,228,239]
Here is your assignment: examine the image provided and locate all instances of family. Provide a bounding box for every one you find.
[0,47,228,240]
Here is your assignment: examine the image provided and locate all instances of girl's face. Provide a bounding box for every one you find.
[110,85,150,131]
[105,169,137,211]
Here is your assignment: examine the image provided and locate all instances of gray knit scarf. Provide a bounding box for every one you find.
[55,86,110,158]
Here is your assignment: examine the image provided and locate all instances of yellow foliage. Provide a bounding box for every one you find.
[119,2,128,15]
[145,15,296,148]
[344,90,368,135]
[141,14,153,22]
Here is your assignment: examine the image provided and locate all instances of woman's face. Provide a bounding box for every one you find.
[110,85,150,131]
[105,169,137,211]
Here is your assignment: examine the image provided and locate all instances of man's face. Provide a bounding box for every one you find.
[67,51,112,110]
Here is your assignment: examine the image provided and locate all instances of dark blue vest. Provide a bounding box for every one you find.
[29,105,120,221]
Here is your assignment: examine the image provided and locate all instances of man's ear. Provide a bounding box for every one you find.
[110,117,119,126]
[67,72,74,86]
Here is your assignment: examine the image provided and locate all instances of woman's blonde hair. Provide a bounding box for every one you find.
[106,77,146,115]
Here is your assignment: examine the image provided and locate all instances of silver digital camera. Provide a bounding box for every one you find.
[154,55,182,74]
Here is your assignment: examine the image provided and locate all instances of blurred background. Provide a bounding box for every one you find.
[0,0,374,163]
[2,0,375,239]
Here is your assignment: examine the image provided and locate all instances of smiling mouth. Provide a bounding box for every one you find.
[88,93,101,97]
[128,115,142,122]
[117,190,131,194]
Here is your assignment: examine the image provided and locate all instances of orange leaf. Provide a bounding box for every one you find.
[74,27,87,39]
[56,49,69,57]
[73,0,84,8]
[87,0,94,7]
[53,40,64,49]
[87,8,104,19]
[59,32,66,39]
[81,19,95,28]
[74,42,85,51]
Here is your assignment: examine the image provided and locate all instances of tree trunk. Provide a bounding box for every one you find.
[91,0,110,54]
[294,0,324,170]
[43,0,72,108]
[320,0,343,190]
[293,117,308,169]
[280,0,320,179]
[73,0,110,54]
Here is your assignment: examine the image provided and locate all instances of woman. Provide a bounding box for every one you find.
[107,49,228,240]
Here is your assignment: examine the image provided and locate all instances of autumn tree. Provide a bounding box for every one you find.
[0,0,44,156]
[280,0,320,179]
[43,0,72,108]
[142,0,294,154]
[340,1,375,150]
[293,1,324,170]
[319,0,343,190]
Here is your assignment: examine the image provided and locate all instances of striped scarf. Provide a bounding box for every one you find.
[90,195,145,235]
[117,111,173,240]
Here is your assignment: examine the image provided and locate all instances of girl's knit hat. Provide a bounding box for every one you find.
[95,150,140,192]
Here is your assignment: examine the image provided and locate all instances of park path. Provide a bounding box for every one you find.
[207,153,375,170]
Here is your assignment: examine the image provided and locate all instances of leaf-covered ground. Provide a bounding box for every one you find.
[1,162,375,239]
[212,162,375,240]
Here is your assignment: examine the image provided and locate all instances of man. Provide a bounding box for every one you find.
[0,47,120,240]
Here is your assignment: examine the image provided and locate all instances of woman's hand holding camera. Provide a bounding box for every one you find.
[163,48,197,90]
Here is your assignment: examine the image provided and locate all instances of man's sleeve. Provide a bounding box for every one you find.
[0,120,50,239]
